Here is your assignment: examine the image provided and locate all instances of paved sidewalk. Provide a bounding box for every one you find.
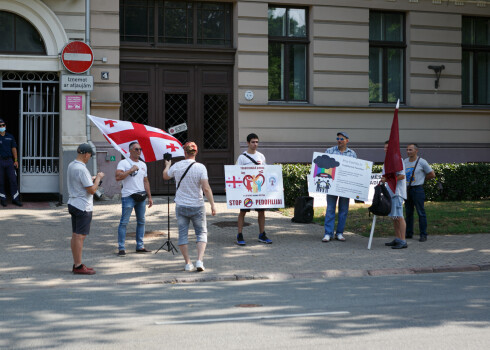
[0,196,489,288]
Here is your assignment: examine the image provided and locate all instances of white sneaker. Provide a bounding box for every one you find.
[335,233,346,241]
[322,234,331,242]
[185,263,195,272]
[195,260,205,272]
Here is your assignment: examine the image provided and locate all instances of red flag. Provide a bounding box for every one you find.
[88,115,184,162]
[384,100,403,193]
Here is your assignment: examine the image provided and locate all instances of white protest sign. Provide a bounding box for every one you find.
[308,152,373,202]
[225,164,284,209]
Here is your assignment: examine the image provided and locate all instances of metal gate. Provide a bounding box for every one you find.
[1,71,60,193]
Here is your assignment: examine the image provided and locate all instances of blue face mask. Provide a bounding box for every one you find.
[0,127,5,133]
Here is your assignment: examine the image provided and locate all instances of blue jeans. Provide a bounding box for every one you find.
[118,196,146,251]
[324,195,350,237]
[405,186,427,237]
[175,205,207,246]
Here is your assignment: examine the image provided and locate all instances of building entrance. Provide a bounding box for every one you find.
[120,64,233,194]
[0,72,60,194]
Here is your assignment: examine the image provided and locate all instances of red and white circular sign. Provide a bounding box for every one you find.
[61,41,94,74]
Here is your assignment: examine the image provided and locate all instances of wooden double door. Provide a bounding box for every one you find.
[120,64,233,194]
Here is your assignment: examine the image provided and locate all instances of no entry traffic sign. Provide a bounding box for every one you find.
[61,41,94,74]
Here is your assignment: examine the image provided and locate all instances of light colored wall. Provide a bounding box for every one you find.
[236,0,490,161]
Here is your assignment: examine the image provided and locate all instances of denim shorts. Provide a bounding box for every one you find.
[389,196,404,219]
[175,205,207,245]
[68,204,93,235]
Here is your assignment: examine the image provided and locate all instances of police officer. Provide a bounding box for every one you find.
[0,118,22,207]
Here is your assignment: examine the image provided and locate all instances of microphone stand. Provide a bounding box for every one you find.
[155,158,178,255]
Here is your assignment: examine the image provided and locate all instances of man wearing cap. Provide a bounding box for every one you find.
[163,141,216,272]
[67,143,105,274]
[0,118,22,207]
[322,132,357,243]
[404,143,435,242]
[115,142,153,256]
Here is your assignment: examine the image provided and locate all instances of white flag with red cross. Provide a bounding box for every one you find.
[88,115,184,162]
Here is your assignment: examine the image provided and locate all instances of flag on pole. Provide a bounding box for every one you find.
[88,115,184,162]
[383,100,403,193]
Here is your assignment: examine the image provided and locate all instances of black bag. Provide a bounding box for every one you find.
[368,184,391,216]
[291,196,314,223]
[130,191,147,202]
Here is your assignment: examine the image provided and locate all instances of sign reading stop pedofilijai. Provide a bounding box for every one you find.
[61,41,94,74]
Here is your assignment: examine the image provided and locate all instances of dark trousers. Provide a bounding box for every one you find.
[405,186,427,237]
[0,159,19,200]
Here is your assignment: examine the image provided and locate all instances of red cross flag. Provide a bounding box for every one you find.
[88,115,184,162]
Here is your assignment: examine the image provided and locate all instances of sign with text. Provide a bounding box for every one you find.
[65,95,82,110]
[308,152,373,202]
[61,75,93,91]
[225,164,284,209]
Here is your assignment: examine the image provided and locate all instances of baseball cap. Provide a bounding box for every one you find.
[337,131,349,139]
[77,143,95,155]
[183,141,198,154]
[0,118,5,124]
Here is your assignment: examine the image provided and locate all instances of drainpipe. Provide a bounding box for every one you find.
[85,0,97,173]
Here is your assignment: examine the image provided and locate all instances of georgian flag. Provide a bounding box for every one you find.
[88,115,184,162]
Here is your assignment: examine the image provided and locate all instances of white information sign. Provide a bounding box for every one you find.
[308,152,373,202]
[225,164,284,209]
[61,75,94,91]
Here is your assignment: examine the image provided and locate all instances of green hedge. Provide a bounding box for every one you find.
[282,162,490,206]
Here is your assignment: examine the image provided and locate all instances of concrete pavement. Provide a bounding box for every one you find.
[0,196,489,289]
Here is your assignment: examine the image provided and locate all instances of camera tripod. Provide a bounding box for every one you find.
[155,156,178,255]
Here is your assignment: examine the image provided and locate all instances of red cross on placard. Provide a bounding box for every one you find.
[166,143,177,152]
[104,120,117,128]
[226,176,242,188]
[107,122,179,162]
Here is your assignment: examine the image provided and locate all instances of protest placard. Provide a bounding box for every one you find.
[225,165,284,209]
[308,152,373,202]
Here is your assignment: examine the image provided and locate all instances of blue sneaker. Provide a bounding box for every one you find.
[258,232,272,244]
[236,233,246,246]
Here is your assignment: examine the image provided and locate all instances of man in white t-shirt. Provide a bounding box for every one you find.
[67,143,104,275]
[163,141,216,272]
[235,133,271,246]
[115,142,153,256]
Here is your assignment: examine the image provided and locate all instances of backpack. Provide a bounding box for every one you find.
[368,184,392,216]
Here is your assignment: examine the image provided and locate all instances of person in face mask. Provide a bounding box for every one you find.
[0,118,22,207]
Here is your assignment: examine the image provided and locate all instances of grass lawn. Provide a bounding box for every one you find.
[280,200,490,237]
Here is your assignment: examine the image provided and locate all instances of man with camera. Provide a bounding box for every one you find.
[163,142,216,272]
[115,142,153,256]
[67,143,105,274]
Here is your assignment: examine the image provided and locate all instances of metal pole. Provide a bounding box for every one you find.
[85,0,97,173]
[368,215,376,250]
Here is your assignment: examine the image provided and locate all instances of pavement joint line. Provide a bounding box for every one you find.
[0,264,489,291]
[154,311,351,325]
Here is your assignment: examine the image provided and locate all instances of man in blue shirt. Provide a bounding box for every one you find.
[322,131,357,242]
[0,118,22,207]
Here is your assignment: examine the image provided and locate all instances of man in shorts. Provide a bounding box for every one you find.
[235,133,272,245]
[381,141,408,249]
[67,143,105,274]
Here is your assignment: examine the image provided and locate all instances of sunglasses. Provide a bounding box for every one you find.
[133,148,142,151]
[0,124,5,127]
[336,137,345,141]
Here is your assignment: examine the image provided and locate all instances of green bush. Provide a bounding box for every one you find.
[281,162,490,206]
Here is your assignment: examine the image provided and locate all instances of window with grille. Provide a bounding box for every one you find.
[203,94,228,149]
[369,11,406,104]
[165,94,188,145]
[462,17,490,105]
[122,93,149,125]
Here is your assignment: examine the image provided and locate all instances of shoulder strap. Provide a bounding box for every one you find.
[408,157,420,187]
[242,152,259,165]
[177,162,196,190]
